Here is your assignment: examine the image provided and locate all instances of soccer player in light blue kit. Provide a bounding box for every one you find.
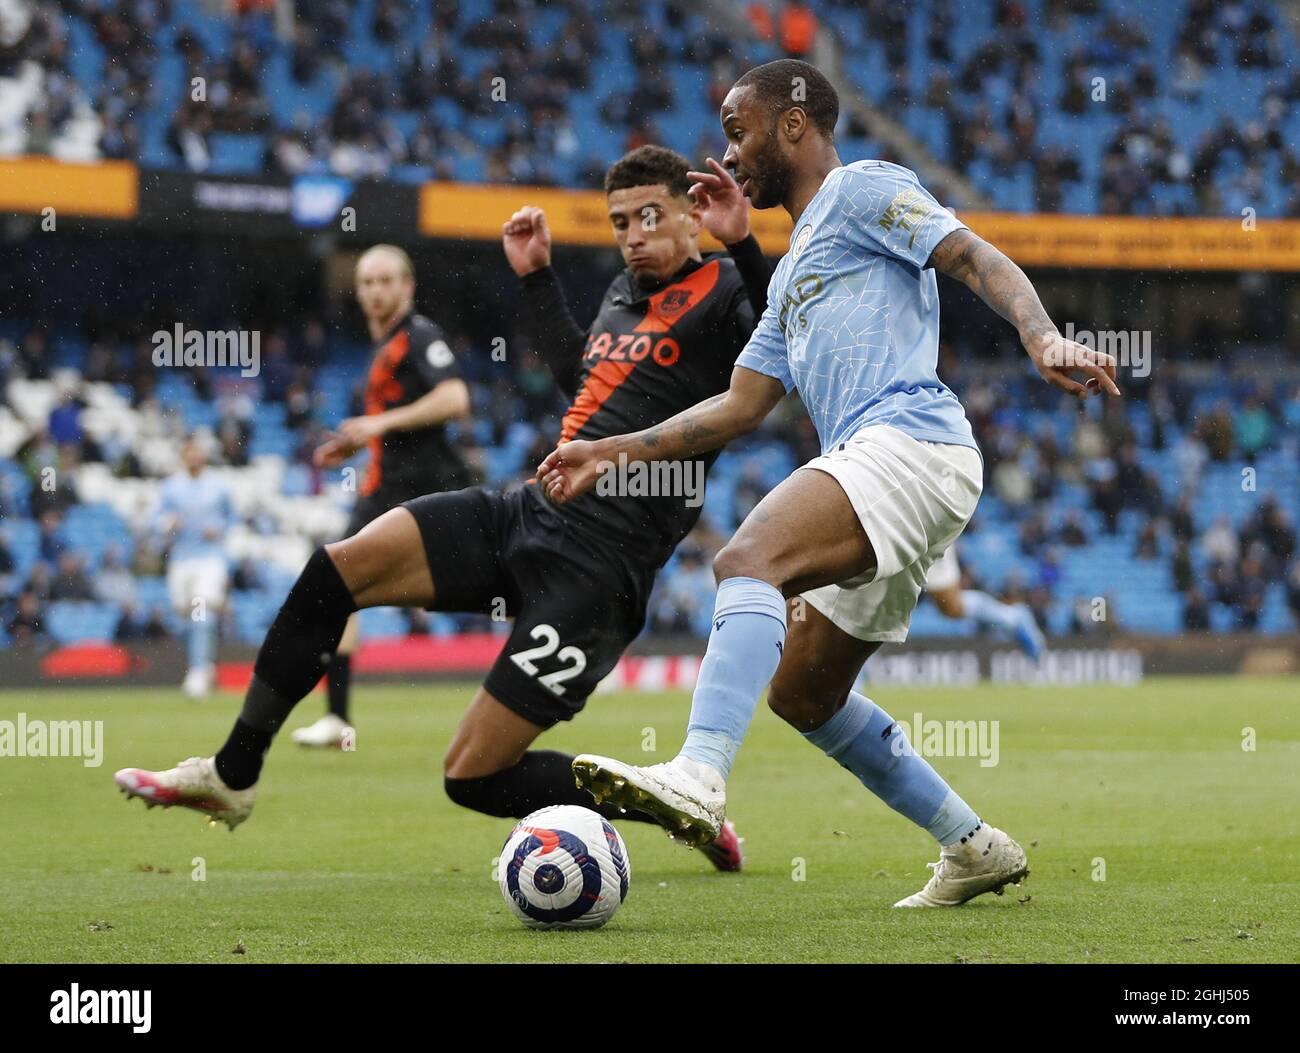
[153,437,236,699]
[539,60,1119,907]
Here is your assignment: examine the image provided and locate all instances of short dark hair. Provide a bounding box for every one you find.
[604,145,693,198]
[734,59,839,137]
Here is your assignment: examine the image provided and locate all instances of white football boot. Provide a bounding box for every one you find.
[114,756,256,830]
[291,714,353,749]
[573,753,725,847]
[182,664,213,700]
[893,823,1029,907]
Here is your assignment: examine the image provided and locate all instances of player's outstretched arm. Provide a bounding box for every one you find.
[537,366,785,504]
[928,228,1121,399]
[504,205,588,396]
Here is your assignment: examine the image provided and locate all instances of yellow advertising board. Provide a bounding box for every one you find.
[0,157,138,218]
[419,181,1300,271]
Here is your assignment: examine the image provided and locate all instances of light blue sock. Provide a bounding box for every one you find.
[188,616,216,669]
[679,576,786,780]
[802,691,981,846]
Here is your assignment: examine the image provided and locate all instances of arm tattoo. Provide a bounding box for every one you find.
[621,393,730,461]
[680,420,717,447]
[930,229,1055,343]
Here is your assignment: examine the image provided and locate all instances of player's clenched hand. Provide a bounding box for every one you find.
[502,206,553,277]
[687,158,750,246]
[1023,331,1121,400]
[536,440,603,504]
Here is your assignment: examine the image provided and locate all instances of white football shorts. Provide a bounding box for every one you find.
[167,555,230,613]
[798,424,982,642]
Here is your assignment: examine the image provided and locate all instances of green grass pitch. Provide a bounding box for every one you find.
[1,676,1297,963]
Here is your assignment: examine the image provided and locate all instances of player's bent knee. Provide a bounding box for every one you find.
[326,513,433,609]
[767,679,850,732]
[713,538,770,585]
[323,537,373,601]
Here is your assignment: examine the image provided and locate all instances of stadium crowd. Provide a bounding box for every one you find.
[1,311,1297,650]
[2,0,1298,652]
[3,0,1298,214]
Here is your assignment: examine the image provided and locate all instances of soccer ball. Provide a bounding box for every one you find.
[497,805,630,930]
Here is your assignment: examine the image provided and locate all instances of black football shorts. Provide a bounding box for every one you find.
[402,484,653,728]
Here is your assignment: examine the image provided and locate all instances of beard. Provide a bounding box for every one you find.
[747,136,794,210]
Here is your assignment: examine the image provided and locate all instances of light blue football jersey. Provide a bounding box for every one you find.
[737,160,977,454]
[153,469,235,563]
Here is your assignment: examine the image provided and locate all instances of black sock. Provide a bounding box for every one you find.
[444,750,658,823]
[327,653,352,720]
[214,547,356,789]
[215,715,273,791]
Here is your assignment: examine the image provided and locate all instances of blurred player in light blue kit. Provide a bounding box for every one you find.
[925,546,1046,659]
[152,436,235,699]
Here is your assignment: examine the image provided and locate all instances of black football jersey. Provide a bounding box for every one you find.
[360,311,471,497]
[522,249,763,569]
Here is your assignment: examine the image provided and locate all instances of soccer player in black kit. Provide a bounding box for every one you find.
[114,146,771,871]
[293,244,472,749]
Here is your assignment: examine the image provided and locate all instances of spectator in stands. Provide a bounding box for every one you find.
[285,377,316,433]
[1182,587,1211,631]
[1087,460,1123,534]
[1057,509,1088,548]
[0,531,14,591]
[1237,553,1269,629]
[992,447,1034,509]
[115,603,167,643]
[51,552,95,602]
[1169,492,1197,543]
[167,99,214,170]
[1240,495,1296,574]
[1284,561,1300,626]
[259,335,295,403]
[746,3,775,41]
[1172,538,1194,593]
[1202,402,1234,461]
[1234,395,1275,458]
[7,590,47,645]
[1134,520,1160,561]
[36,510,65,565]
[1172,425,1208,493]
[779,2,818,57]
[1018,511,1049,556]
[47,388,84,449]
[1037,547,1063,591]
[732,461,767,526]
[94,546,137,610]
[1202,516,1239,565]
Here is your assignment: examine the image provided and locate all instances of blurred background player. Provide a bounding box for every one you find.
[151,436,235,700]
[292,244,471,747]
[924,546,1045,660]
